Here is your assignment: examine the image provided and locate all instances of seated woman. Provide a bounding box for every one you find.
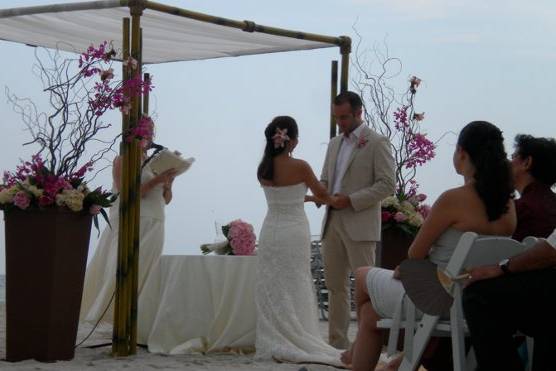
[510,134,556,241]
[342,121,517,371]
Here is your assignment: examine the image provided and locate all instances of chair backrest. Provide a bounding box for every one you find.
[444,231,530,278]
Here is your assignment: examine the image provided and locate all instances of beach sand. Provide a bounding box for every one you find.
[0,303,391,371]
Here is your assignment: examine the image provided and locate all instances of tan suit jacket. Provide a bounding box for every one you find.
[320,125,395,242]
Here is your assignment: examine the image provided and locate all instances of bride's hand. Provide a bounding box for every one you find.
[304,195,323,208]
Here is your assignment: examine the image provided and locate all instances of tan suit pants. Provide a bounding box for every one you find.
[321,210,376,349]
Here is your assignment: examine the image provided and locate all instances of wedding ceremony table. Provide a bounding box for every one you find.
[137,255,257,354]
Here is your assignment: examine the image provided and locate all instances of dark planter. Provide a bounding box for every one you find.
[4,208,92,362]
[377,227,414,269]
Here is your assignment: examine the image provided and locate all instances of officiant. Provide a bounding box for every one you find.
[80,119,178,326]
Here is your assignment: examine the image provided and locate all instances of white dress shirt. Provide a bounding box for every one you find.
[547,228,556,249]
[332,124,366,195]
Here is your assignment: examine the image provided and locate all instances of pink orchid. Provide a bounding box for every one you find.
[410,76,421,89]
[100,68,114,81]
[413,112,425,121]
[272,128,290,149]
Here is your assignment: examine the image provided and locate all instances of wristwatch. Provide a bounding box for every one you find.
[498,258,511,274]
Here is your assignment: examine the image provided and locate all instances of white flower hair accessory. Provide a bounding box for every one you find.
[272,128,290,149]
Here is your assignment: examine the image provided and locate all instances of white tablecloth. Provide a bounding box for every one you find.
[137,255,257,354]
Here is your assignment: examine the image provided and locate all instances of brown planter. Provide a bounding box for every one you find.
[4,208,92,362]
[377,227,414,269]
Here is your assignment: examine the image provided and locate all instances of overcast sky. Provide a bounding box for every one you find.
[1,0,555,274]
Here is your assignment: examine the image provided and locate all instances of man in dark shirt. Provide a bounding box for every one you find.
[464,229,556,371]
[511,134,556,241]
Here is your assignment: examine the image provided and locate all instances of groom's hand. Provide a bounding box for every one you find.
[304,195,323,208]
[331,194,351,209]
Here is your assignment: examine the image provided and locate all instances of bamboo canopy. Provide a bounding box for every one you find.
[0,0,351,356]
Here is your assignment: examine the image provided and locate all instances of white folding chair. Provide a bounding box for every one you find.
[377,232,533,371]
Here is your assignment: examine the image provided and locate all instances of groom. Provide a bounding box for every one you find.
[320,91,395,349]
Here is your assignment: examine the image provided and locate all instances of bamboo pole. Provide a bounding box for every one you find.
[143,73,150,115]
[330,60,338,138]
[127,4,144,355]
[129,27,144,354]
[339,36,351,93]
[145,1,342,46]
[113,16,131,357]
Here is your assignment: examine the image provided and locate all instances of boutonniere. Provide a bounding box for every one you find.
[357,136,369,148]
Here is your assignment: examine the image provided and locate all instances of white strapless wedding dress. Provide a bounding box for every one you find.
[255,183,343,366]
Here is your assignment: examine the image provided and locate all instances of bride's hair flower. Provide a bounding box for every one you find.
[272,128,290,149]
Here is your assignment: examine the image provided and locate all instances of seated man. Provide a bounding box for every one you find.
[511,134,556,241]
[463,228,556,371]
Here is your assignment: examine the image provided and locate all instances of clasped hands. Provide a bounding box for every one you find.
[305,193,351,209]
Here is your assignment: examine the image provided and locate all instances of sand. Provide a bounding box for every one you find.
[0,303,373,371]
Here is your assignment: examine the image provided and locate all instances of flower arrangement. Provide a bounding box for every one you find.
[0,155,116,231]
[381,192,431,236]
[201,219,257,256]
[353,43,438,236]
[1,41,151,230]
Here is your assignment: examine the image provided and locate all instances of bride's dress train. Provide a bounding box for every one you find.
[255,183,343,367]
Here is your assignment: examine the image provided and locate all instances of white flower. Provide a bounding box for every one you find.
[0,186,19,204]
[26,185,43,198]
[77,183,90,195]
[57,189,84,212]
[382,196,400,208]
[408,212,424,227]
[55,193,66,206]
[400,200,416,213]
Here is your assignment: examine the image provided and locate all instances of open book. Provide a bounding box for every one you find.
[148,149,195,176]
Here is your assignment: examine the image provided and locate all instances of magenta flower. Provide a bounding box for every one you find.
[381,211,393,222]
[37,194,54,207]
[13,191,31,210]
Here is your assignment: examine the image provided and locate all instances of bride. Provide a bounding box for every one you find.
[255,116,344,366]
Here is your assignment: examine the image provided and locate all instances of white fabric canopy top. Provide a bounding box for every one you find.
[0,0,341,64]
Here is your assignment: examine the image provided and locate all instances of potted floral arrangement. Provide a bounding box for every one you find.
[201,219,257,256]
[353,47,436,268]
[0,41,148,362]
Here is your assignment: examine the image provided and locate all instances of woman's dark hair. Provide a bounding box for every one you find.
[257,116,299,181]
[457,121,514,221]
[514,134,556,186]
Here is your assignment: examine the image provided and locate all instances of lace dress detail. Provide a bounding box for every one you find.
[255,183,343,366]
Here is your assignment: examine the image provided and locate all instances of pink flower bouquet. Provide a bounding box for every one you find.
[200,219,257,256]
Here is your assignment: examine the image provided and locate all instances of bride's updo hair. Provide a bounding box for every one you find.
[257,116,299,181]
[457,121,514,221]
